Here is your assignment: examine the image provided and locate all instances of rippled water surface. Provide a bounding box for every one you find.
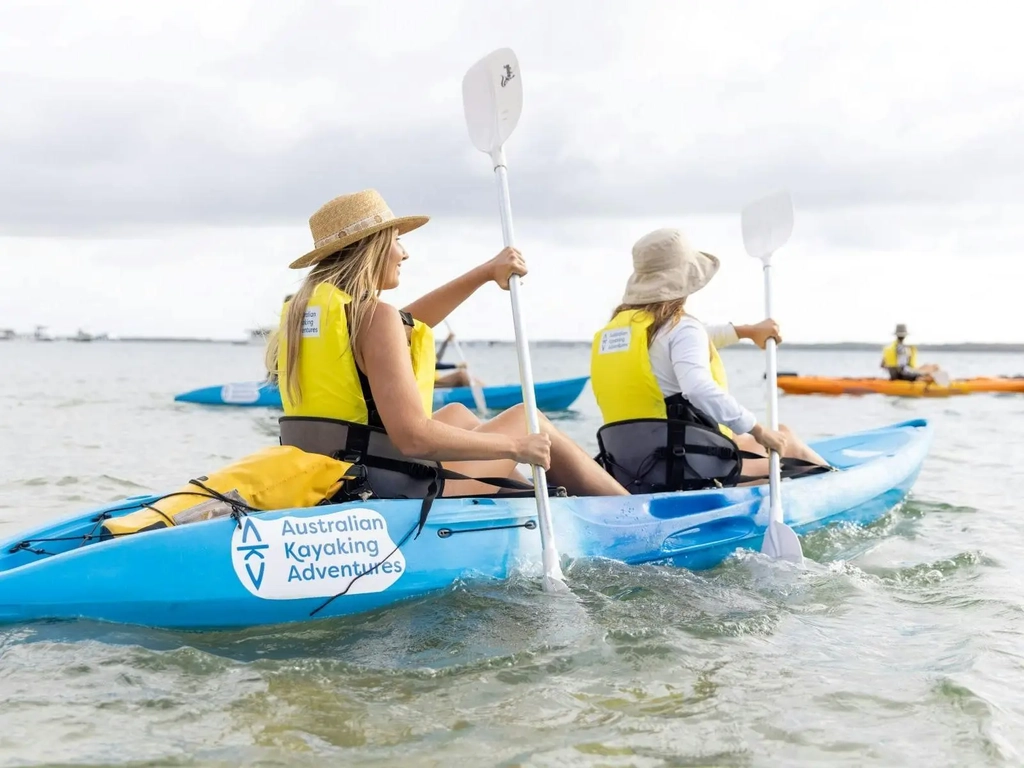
[2,341,1024,767]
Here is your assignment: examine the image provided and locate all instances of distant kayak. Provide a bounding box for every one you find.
[0,418,931,630]
[777,375,1024,397]
[174,376,590,412]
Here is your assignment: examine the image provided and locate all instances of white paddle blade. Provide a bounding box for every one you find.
[741,190,794,259]
[461,48,523,154]
[761,520,804,564]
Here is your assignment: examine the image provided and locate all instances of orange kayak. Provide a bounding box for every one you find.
[776,376,1024,397]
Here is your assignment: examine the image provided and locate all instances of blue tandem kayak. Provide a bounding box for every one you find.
[173,376,590,412]
[0,418,930,630]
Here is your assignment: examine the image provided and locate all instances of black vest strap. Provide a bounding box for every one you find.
[353,310,417,429]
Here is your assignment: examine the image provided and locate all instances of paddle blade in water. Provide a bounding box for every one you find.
[742,190,794,259]
[761,519,804,564]
[462,48,523,154]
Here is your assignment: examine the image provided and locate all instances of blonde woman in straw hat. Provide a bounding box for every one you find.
[590,228,831,494]
[266,189,629,504]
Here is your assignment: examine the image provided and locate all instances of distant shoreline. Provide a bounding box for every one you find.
[6,337,1022,353]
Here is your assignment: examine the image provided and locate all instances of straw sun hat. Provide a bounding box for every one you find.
[621,228,720,304]
[289,189,429,270]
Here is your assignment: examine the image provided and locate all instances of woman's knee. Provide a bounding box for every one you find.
[433,402,481,429]
[504,402,557,433]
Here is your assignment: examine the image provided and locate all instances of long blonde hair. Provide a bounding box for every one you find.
[264,227,397,404]
[611,298,687,347]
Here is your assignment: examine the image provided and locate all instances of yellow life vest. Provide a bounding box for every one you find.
[591,310,734,437]
[277,282,436,422]
[882,341,917,369]
[101,446,354,537]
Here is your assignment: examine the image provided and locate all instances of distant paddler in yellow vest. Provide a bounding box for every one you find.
[881,324,946,383]
[590,228,829,493]
[265,189,628,500]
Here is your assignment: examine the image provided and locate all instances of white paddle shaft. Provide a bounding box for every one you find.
[491,149,563,587]
[762,259,783,523]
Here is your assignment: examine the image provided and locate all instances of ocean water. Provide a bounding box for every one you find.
[2,339,1024,767]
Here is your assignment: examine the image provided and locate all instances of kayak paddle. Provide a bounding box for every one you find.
[443,319,488,414]
[461,48,568,593]
[741,190,804,565]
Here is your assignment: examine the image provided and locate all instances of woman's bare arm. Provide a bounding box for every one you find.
[401,247,525,328]
[357,303,519,461]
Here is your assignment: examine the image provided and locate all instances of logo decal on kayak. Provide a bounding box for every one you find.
[235,518,268,589]
[599,327,631,354]
[220,381,263,404]
[230,508,405,600]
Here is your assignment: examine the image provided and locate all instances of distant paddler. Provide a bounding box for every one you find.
[881,324,947,384]
[433,327,484,389]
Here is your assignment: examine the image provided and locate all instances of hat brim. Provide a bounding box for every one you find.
[288,215,429,270]
[621,251,720,305]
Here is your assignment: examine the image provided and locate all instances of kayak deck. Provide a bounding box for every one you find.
[777,375,1024,397]
[0,419,931,630]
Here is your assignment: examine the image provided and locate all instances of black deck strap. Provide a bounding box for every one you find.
[308,517,420,618]
[413,475,439,539]
[188,478,258,528]
[735,459,836,484]
[357,453,437,480]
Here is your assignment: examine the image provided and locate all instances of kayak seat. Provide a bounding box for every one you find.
[595,418,743,495]
[595,418,835,495]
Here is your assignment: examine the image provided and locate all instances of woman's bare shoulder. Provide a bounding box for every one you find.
[364,301,402,330]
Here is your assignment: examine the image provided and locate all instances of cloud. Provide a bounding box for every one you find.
[2,0,1022,239]
[1,0,1021,343]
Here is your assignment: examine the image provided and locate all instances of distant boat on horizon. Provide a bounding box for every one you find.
[69,329,109,342]
[246,326,274,345]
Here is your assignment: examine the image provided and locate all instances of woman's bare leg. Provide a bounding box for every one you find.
[434,369,480,388]
[734,427,828,467]
[733,425,829,486]
[438,403,628,497]
[776,424,829,466]
[433,403,528,495]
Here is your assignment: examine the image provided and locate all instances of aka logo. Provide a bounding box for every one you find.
[500,63,515,87]
[234,517,269,590]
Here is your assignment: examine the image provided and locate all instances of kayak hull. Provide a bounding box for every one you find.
[777,375,1024,397]
[173,376,590,412]
[0,419,931,630]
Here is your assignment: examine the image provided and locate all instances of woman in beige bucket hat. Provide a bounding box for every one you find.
[266,189,628,499]
[590,228,829,492]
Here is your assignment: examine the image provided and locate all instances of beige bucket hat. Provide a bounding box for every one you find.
[621,228,720,304]
[895,323,908,335]
[290,189,429,270]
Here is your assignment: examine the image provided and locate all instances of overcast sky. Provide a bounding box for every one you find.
[2,0,1021,343]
